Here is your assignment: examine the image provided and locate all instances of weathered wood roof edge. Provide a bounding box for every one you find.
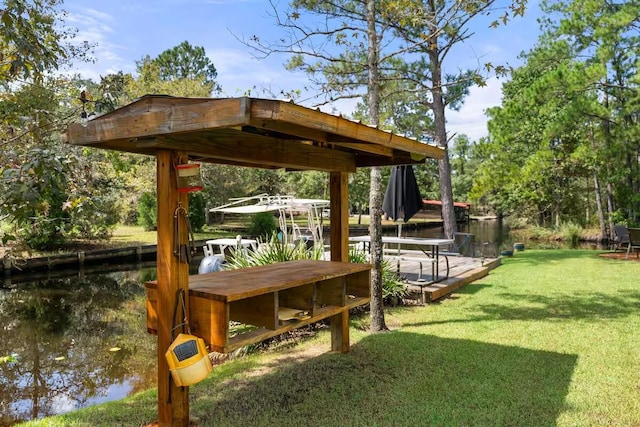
[62,96,445,169]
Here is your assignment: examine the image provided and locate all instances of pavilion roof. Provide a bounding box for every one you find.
[63,96,444,172]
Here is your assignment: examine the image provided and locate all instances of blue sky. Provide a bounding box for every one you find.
[61,0,544,142]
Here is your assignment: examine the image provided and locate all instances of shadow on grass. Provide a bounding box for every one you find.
[456,283,492,295]
[189,333,576,427]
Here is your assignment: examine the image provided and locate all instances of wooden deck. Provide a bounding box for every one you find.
[387,252,501,303]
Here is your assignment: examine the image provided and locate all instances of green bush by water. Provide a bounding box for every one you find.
[137,192,157,231]
[559,222,582,248]
[248,212,277,239]
[188,192,206,232]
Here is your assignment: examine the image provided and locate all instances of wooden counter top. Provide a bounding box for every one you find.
[145,260,372,302]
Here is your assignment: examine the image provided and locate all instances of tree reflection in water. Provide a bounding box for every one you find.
[0,267,158,426]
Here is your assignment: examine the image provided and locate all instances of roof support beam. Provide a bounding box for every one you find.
[144,136,357,173]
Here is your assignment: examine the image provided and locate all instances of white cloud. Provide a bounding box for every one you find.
[65,6,132,79]
[209,47,311,97]
[446,76,504,142]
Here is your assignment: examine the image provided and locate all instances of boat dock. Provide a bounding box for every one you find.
[388,252,501,303]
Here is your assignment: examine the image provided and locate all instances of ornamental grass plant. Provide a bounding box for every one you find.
[20,249,640,427]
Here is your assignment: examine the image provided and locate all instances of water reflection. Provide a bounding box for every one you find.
[0,266,159,426]
[399,219,604,251]
[399,219,510,249]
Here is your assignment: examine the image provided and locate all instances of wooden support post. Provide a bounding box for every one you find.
[329,172,349,263]
[329,171,350,352]
[156,150,190,427]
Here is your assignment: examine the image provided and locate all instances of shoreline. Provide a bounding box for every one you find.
[1,221,448,278]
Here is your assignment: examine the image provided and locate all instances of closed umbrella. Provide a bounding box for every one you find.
[382,165,423,237]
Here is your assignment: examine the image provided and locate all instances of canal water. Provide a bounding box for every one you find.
[0,264,160,426]
[388,218,512,256]
[0,218,560,425]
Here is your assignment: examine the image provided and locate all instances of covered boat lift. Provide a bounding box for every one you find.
[63,96,444,426]
[210,194,330,246]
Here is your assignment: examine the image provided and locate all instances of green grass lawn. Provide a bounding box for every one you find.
[19,249,640,426]
[110,225,228,245]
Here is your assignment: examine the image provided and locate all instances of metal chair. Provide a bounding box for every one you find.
[626,228,640,260]
[613,225,630,252]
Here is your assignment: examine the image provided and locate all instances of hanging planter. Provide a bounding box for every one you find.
[175,163,203,193]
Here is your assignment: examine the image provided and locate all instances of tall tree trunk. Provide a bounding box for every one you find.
[602,88,617,236]
[428,41,457,238]
[366,0,386,332]
[593,172,606,241]
[606,181,615,235]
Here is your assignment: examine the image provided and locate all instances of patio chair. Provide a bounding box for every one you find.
[613,225,630,252]
[626,228,640,260]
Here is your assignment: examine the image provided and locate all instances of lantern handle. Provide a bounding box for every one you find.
[173,203,197,262]
[170,288,191,339]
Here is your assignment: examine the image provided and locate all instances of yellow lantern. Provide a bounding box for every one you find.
[165,333,212,387]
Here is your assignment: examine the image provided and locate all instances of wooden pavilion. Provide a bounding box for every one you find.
[63,95,444,426]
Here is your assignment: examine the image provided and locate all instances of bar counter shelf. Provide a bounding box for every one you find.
[145,260,371,353]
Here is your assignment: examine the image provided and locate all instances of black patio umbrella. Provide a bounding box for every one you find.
[382,165,423,236]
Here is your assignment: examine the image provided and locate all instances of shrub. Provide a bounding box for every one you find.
[64,193,120,240]
[24,214,66,250]
[224,232,317,269]
[381,260,409,304]
[248,212,277,239]
[137,192,157,231]
[188,192,206,232]
[560,222,583,248]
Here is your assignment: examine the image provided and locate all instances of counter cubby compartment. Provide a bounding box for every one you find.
[278,282,314,323]
[315,276,346,308]
[346,269,370,299]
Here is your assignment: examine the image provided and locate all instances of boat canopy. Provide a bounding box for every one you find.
[210,194,329,244]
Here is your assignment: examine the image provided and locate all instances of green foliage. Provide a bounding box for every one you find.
[0,151,119,248]
[0,0,91,82]
[131,41,222,98]
[473,0,640,229]
[348,247,369,264]
[0,74,125,249]
[348,168,371,219]
[152,41,221,93]
[23,214,65,250]
[248,212,277,239]
[137,192,157,231]
[284,171,328,199]
[381,259,409,304]
[609,210,628,227]
[559,222,582,248]
[188,192,206,232]
[248,169,286,196]
[65,193,120,240]
[130,55,214,98]
[224,233,318,269]
[0,354,17,365]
